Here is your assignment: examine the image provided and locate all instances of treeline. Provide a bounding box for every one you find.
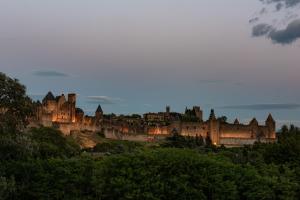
[1,125,300,200]
[1,72,300,199]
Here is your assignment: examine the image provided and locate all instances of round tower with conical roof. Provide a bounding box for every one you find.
[95,105,103,124]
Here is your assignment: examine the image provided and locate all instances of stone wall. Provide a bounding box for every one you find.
[104,129,149,141]
[220,138,276,147]
[220,124,254,139]
[179,122,209,137]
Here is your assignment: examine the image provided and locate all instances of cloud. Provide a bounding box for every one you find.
[259,7,268,15]
[252,20,300,44]
[260,0,300,8]
[198,79,226,84]
[276,2,284,11]
[33,70,68,77]
[249,17,260,24]
[219,103,300,110]
[197,79,243,86]
[252,0,300,44]
[252,23,274,36]
[269,19,300,43]
[87,96,124,105]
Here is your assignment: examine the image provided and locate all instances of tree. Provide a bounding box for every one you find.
[0,176,16,200]
[30,127,81,158]
[205,135,213,147]
[218,116,227,123]
[0,72,33,134]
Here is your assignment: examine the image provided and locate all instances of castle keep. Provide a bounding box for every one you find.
[33,92,103,134]
[32,92,276,146]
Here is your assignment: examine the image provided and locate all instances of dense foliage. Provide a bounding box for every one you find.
[88,140,144,155]
[0,72,33,134]
[1,73,300,199]
[0,125,299,200]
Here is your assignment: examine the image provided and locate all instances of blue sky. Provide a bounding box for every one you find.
[1,0,300,128]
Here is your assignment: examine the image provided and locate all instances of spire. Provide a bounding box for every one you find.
[266,114,275,123]
[43,91,55,102]
[76,108,84,114]
[234,118,239,124]
[96,105,103,113]
[166,105,170,113]
[209,109,216,120]
[249,118,258,126]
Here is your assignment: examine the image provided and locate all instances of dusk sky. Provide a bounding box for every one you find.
[1,0,300,128]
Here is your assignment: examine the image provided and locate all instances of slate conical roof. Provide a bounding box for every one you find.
[76,108,84,114]
[36,100,42,105]
[96,105,103,113]
[43,91,55,102]
[209,109,216,120]
[249,118,258,125]
[234,118,239,124]
[266,114,275,122]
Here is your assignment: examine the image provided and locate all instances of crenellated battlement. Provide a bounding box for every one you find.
[31,92,276,146]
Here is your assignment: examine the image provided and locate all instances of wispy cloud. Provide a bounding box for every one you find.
[219,103,300,110]
[260,0,300,8]
[87,96,124,105]
[33,70,68,77]
[197,79,243,86]
[198,79,226,84]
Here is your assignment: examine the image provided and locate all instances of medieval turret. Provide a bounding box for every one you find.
[166,105,170,114]
[266,114,275,125]
[57,94,66,107]
[36,100,42,106]
[249,118,258,126]
[234,118,239,124]
[68,93,76,104]
[96,105,103,114]
[266,114,276,138]
[193,106,203,121]
[67,94,76,123]
[42,91,55,104]
[209,109,216,121]
[95,105,103,122]
[249,118,259,139]
[208,109,219,145]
